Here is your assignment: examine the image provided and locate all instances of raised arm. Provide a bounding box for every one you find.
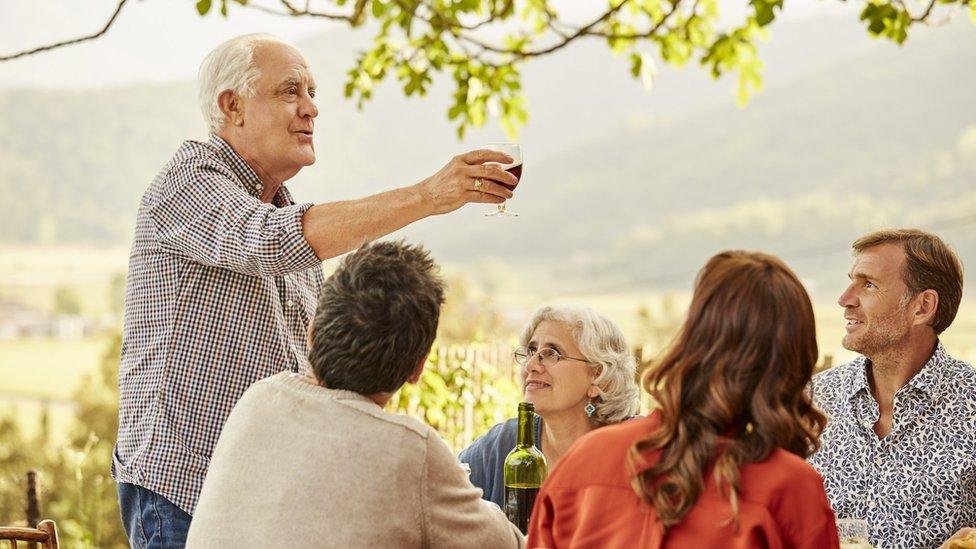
[301,149,517,259]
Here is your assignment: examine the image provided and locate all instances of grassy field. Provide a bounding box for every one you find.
[0,336,115,440]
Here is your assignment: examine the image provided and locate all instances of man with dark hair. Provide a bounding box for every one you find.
[185,240,524,548]
[810,229,976,549]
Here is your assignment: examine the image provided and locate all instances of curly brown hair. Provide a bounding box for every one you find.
[629,251,827,531]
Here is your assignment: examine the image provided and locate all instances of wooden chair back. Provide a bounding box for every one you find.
[0,519,60,549]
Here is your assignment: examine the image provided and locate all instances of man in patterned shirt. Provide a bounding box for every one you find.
[810,229,976,549]
[113,33,519,548]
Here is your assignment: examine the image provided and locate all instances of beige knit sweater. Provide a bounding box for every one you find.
[185,371,524,548]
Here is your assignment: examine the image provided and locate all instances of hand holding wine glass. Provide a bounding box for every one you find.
[416,149,516,215]
[482,143,522,217]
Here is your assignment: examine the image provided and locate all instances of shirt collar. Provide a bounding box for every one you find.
[208,134,267,200]
[901,341,949,401]
[847,341,949,403]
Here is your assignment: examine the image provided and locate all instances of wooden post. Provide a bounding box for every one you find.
[26,470,40,527]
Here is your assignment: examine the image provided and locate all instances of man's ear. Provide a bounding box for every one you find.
[407,353,430,385]
[912,289,939,329]
[218,90,244,126]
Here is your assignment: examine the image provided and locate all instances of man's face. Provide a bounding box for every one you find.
[839,244,916,357]
[237,42,318,180]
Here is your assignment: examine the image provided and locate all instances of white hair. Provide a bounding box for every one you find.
[197,33,293,133]
[518,305,641,426]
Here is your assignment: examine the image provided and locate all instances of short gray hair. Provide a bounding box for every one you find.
[518,305,640,425]
[197,33,292,133]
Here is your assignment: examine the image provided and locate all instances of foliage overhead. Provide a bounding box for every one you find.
[197,0,976,137]
[2,0,973,137]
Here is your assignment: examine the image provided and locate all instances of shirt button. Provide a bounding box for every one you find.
[254,183,262,191]
[867,499,876,509]
[285,299,295,308]
[874,456,882,467]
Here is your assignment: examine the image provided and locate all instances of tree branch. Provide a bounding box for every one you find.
[0,0,129,62]
[455,3,629,59]
[587,0,685,40]
[910,0,939,22]
[275,0,370,24]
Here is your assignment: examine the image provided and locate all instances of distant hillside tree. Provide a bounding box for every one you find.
[2,0,973,137]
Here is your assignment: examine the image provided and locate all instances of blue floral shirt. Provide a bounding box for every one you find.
[809,343,976,549]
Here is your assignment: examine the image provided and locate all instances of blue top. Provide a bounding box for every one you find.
[458,415,544,508]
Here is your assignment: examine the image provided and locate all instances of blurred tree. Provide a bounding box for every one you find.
[52,286,82,316]
[2,0,972,137]
[634,293,683,360]
[0,334,126,547]
[437,273,509,343]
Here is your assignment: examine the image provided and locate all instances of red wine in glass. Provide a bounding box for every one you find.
[484,144,522,217]
[499,164,522,191]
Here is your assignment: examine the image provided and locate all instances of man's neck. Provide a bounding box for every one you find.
[214,130,288,203]
[304,372,392,407]
[867,333,938,403]
[539,408,596,467]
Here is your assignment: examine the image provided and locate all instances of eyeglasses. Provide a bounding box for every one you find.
[514,346,592,368]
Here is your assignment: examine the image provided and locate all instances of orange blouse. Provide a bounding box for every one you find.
[526,412,839,549]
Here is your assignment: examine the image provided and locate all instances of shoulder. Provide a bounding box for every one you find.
[576,413,661,451]
[149,140,239,200]
[337,398,433,440]
[940,351,976,384]
[228,373,286,414]
[548,414,662,489]
[937,350,976,409]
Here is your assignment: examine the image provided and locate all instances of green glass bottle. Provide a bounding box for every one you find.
[503,402,548,533]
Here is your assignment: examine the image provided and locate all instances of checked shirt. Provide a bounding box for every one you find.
[112,135,324,514]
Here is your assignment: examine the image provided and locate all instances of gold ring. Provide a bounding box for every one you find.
[474,178,484,190]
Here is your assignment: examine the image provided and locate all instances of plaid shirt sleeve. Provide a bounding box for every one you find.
[150,158,320,277]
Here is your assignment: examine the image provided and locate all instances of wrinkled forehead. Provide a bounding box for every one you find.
[253,41,315,87]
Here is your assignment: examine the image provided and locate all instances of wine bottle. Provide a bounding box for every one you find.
[503,402,548,533]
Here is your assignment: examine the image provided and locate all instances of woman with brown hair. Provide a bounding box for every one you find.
[526,251,839,548]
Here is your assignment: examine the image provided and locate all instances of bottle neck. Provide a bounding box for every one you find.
[516,406,535,448]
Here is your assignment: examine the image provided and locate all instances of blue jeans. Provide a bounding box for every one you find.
[117,482,192,549]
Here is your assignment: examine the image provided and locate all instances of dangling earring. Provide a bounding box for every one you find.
[584,400,596,417]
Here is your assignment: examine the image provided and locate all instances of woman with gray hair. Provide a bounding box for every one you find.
[459,305,641,509]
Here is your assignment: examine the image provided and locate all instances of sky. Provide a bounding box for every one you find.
[0,0,855,90]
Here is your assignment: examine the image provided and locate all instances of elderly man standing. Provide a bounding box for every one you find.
[810,229,976,549]
[113,33,518,548]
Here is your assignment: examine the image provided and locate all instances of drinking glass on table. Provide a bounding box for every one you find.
[482,143,522,217]
[837,518,872,549]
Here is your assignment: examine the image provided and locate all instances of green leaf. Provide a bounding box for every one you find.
[630,52,643,78]
[220,0,228,17]
[195,0,212,16]
[750,0,783,26]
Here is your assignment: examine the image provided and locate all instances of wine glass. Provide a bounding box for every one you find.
[482,143,522,217]
[837,518,872,549]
